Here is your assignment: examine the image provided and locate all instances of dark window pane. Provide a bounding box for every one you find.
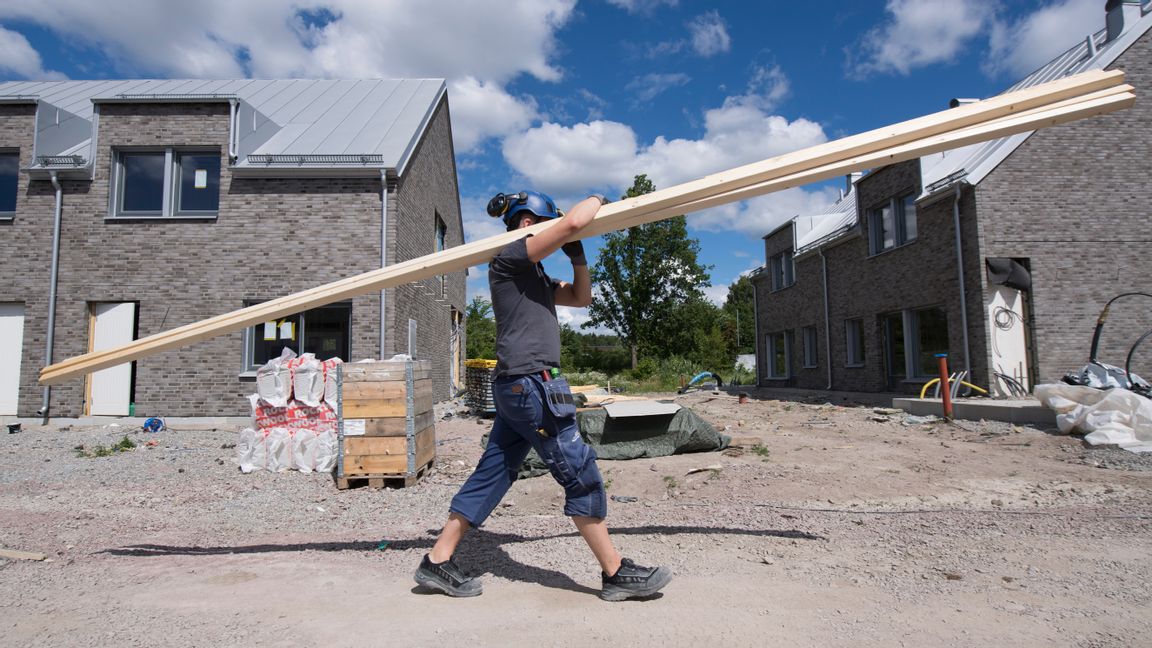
[902,194,917,242]
[250,315,301,367]
[177,153,220,213]
[0,154,18,212]
[303,306,350,360]
[772,332,787,376]
[883,313,905,382]
[121,153,165,213]
[916,308,949,376]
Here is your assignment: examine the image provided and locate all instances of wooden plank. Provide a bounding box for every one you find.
[342,425,432,456]
[344,427,435,476]
[341,364,431,382]
[342,391,433,418]
[38,71,1131,385]
[0,548,47,561]
[349,409,435,437]
[341,378,432,401]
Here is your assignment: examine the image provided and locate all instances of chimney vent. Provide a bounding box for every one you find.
[1106,0,1143,42]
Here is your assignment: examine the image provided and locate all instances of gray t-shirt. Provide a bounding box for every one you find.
[490,237,561,378]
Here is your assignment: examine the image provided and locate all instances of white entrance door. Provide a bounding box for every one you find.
[88,302,136,416]
[0,304,24,415]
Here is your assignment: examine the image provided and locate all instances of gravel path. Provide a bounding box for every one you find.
[2,390,1150,647]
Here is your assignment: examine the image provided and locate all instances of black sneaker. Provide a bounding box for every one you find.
[414,554,483,597]
[600,558,672,601]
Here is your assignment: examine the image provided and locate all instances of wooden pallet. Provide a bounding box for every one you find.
[334,459,434,490]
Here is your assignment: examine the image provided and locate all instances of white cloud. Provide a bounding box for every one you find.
[985,0,1102,79]
[504,62,824,206]
[606,0,679,14]
[0,0,576,150]
[449,77,539,153]
[689,186,843,239]
[502,120,640,194]
[688,11,731,57]
[855,0,995,76]
[702,283,729,306]
[625,72,691,104]
[0,26,66,79]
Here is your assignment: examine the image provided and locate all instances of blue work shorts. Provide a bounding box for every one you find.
[449,373,607,526]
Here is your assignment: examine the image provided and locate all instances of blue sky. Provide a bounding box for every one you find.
[0,0,1109,331]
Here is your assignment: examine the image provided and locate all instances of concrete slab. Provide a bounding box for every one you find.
[892,397,1056,426]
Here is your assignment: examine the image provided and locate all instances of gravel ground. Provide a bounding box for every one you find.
[1,389,1150,647]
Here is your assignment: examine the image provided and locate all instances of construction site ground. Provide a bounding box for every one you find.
[2,389,1150,648]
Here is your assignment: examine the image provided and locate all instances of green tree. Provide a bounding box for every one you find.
[587,174,711,368]
[721,275,756,356]
[465,296,496,360]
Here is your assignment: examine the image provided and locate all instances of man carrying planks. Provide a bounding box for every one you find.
[414,191,671,601]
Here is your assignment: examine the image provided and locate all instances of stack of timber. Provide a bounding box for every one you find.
[36,70,1136,387]
[335,359,435,489]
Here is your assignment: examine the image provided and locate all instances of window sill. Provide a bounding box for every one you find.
[238,371,258,381]
[801,364,818,370]
[763,376,790,381]
[769,284,796,293]
[107,215,219,222]
[844,363,865,369]
[867,239,916,259]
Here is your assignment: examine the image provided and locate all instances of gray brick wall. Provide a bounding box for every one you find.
[975,31,1152,385]
[0,98,465,417]
[755,161,987,395]
[389,96,466,401]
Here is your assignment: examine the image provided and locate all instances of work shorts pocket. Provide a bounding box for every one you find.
[492,376,541,423]
[540,377,577,422]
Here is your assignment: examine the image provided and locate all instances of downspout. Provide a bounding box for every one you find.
[227,99,238,162]
[379,171,389,357]
[819,248,833,390]
[38,171,63,420]
[752,278,761,386]
[952,184,973,384]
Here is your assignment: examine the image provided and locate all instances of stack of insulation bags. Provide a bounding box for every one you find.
[236,348,343,473]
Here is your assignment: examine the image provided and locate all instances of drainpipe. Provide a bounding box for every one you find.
[752,277,761,386]
[227,99,238,162]
[819,248,833,390]
[379,171,389,357]
[952,184,972,385]
[38,171,63,421]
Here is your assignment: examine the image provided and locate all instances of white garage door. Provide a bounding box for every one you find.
[88,302,136,417]
[0,303,24,415]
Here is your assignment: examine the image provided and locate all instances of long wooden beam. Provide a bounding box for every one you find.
[39,71,1132,385]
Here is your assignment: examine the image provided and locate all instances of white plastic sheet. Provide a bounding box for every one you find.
[1034,383,1152,453]
[291,353,325,407]
[236,427,338,473]
[256,347,296,407]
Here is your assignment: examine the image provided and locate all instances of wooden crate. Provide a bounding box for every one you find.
[336,359,435,489]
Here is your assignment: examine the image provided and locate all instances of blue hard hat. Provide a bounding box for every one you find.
[487,190,562,231]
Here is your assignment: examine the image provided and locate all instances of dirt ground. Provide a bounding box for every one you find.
[2,388,1151,648]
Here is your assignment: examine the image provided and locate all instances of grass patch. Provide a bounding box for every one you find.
[75,435,136,458]
[662,475,678,490]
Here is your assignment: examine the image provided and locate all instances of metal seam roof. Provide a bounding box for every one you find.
[0,78,448,173]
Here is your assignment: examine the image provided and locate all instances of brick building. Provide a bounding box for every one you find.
[752,1,1152,396]
[0,79,466,418]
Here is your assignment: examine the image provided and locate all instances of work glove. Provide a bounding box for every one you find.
[562,240,587,266]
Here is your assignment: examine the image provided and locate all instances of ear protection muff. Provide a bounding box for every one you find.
[486,191,529,218]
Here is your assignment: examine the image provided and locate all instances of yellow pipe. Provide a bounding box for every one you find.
[920,379,988,399]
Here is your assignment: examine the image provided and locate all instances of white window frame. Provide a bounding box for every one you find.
[111,147,221,219]
[868,192,917,255]
[0,151,18,218]
[802,325,818,368]
[766,331,791,379]
[769,249,795,291]
[845,318,865,367]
